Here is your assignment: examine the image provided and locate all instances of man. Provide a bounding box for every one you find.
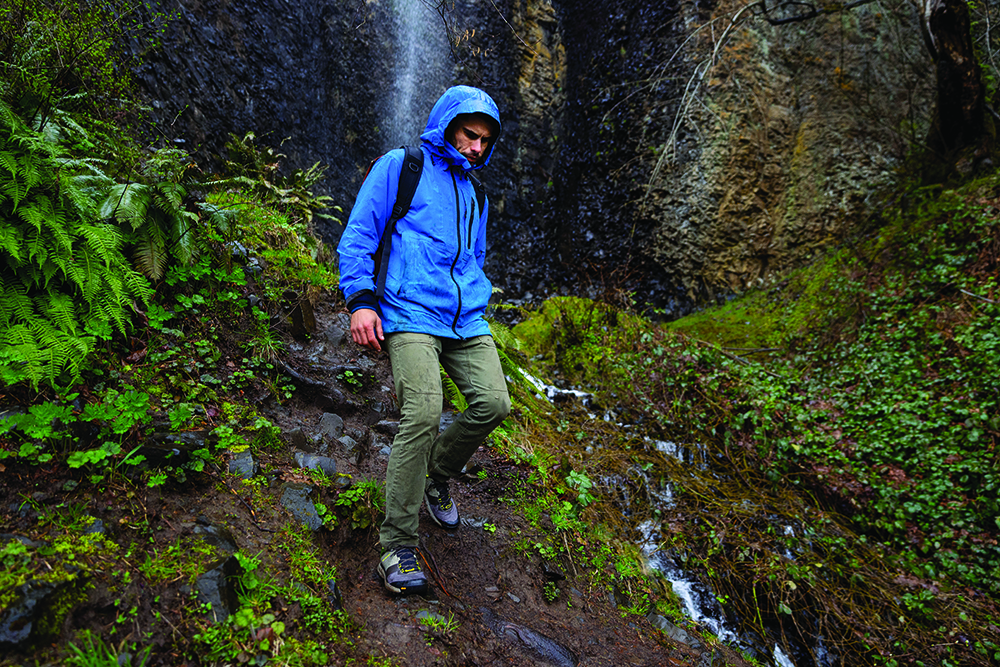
[337,86,511,595]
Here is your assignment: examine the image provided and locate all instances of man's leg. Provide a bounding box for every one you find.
[382,333,443,548]
[429,335,511,482]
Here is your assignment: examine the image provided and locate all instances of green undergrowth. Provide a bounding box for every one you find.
[188,524,347,667]
[508,172,1000,667]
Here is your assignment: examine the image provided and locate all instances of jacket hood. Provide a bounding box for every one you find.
[420,85,501,171]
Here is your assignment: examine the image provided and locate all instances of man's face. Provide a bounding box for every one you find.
[446,115,494,165]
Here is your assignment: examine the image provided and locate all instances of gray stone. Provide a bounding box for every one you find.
[506,592,521,603]
[338,434,358,452]
[647,613,697,646]
[318,413,344,440]
[0,578,80,645]
[228,450,258,479]
[196,555,244,623]
[279,483,322,531]
[294,452,338,477]
[480,607,576,667]
[194,524,239,553]
[374,420,400,437]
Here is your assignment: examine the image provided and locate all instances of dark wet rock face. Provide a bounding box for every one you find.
[131,0,932,317]
[279,483,323,531]
[195,555,244,623]
[132,0,392,234]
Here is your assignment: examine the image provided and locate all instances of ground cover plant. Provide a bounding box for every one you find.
[510,172,1000,665]
[1,1,998,665]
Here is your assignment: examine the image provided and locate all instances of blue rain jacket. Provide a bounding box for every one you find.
[338,86,501,339]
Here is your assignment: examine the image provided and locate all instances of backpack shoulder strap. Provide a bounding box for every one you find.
[375,145,423,300]
[469,173,487,218]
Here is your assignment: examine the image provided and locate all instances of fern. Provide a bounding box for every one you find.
[0,100,151,389]
[131,223,168,281]
[100,182,151,229]
[441,366,470,412]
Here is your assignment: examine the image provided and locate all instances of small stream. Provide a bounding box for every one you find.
[525,372,834,667]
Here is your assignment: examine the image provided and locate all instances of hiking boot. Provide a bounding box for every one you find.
[377,546,428,595]
[424,477,460,529]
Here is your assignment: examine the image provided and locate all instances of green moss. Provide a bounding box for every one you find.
[665,251,844,351]
[139,536,227,586]
[0,533,115,606]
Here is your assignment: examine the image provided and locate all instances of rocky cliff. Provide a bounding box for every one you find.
[132,0,935,316]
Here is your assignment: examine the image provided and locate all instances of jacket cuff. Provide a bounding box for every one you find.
[346,289,377,313]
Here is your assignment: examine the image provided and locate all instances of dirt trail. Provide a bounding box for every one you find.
[0,296,751,667]
[263,299,742,666]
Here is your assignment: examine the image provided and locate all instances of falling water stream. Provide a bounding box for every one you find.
[384,0,453,149]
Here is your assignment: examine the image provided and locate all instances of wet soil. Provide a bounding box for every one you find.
[0,297,752,667]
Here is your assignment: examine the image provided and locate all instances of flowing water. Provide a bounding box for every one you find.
[525,372,837,667]
[384,0,453,149]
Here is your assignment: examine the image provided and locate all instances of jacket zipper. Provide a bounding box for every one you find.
[467,186,475,249]
[449,173,463,336]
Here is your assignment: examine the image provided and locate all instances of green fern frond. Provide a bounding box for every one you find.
[440,366,469,412]
[0,151,18,180]
[172,210,200,265]
[65,246,97,301]
[198,201,239,235]
[24,228,50,271]
[79,222,123,265]
[1,324,46,386]
[156,181,186,211]
[0,223,22,262]
[132,224,168,280]
[99,182,150,228]
[19,196,72,253]
[39,292,79,334]
[0,279,34,327]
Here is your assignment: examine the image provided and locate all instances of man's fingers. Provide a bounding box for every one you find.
[350,309,383,351]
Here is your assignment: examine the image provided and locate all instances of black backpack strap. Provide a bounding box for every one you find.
[470,174,486,218]
[374,145,423,300]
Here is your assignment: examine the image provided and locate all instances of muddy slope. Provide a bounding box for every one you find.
[0,297,752,667]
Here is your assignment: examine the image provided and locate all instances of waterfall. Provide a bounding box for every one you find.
[385,0,453,150]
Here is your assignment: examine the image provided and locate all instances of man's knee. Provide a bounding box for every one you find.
[469,391,510,427]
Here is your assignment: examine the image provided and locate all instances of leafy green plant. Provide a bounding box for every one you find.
[209,132,339,227]
[566,470,596,507]
[336,369,366,393]
[333,478,385,530]
[0,101,152,388]
[419,611,458,645]
[543,581,560,603]
[98,147,201,280]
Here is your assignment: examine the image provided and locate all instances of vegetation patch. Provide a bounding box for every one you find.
[509,172,1000,665]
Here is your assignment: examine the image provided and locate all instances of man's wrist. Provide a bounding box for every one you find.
[346,289,377,313]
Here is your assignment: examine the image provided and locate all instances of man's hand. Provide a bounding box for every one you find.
[350,308,384,351]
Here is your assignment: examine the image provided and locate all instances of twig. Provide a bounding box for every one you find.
[960,289,997,304]
[561,532,578,578]
[691,338,783,378]
[418,541,458,599]
[486,0,539,57]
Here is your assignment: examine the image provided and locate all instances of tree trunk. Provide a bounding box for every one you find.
[922,0,994,177]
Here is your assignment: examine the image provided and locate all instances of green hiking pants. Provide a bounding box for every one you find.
[381,332,511,548]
